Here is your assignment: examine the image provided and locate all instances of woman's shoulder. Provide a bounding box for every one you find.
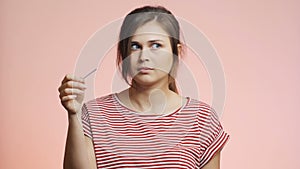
[187,97,211,108]
[185,97,219,119]
[186,97,212,111]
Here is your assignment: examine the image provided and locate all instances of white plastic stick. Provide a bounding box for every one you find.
[83,68,97,79]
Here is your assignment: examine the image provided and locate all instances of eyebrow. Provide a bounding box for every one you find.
[131,40,164,43]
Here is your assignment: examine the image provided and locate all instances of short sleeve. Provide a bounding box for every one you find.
[199,107,229,168]
[81,103,93,139]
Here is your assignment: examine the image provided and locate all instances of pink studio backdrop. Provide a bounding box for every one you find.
[1,0,299,169]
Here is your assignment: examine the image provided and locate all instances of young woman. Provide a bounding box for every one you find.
[58,6,229,169]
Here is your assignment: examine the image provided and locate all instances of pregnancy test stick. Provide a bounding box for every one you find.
[83,68,97,79]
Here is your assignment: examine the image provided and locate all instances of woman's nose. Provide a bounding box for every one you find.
[138,48,150,62]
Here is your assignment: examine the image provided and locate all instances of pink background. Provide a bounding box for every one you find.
[1,0,300,168]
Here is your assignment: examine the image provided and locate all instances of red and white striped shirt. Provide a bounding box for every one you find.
[81,94,229,169]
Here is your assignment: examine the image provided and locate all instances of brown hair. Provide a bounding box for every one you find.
[117,6,183,93]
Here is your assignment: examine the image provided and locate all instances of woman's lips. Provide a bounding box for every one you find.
[137,67,154,73]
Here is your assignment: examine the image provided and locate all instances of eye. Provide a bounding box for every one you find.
[151,43,162,49]
[131,43,141,51]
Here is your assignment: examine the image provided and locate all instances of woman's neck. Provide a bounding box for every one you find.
[128,87,166,112]
[128,85,173,113]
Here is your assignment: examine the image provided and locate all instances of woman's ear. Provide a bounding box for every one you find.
[177,44,183,58]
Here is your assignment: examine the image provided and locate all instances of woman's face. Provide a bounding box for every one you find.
[129,21,174,88]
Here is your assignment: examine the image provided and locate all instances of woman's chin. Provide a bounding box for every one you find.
[133,77,156,86]
[132,75,169,88]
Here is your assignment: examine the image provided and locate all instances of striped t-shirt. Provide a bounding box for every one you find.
[81,93,229,169]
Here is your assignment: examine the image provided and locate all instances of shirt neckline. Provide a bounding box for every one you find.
[112,93,190,118]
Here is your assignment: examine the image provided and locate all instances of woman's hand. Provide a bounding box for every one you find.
[58,74,87,115]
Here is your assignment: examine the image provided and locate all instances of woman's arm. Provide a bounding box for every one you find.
[85,135,97,169]
[202,150,221,169]
[58,74,97,169]
[63,114,97,169]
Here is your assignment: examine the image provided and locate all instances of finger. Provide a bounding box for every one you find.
[59,86,86,98]
[62,88,85,96]
[59,81,87,92]
[61,95,77,102]
[61,74,85,85]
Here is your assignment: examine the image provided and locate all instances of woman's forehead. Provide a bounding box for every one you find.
[132,21,169,39]
[131,33,169,42]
